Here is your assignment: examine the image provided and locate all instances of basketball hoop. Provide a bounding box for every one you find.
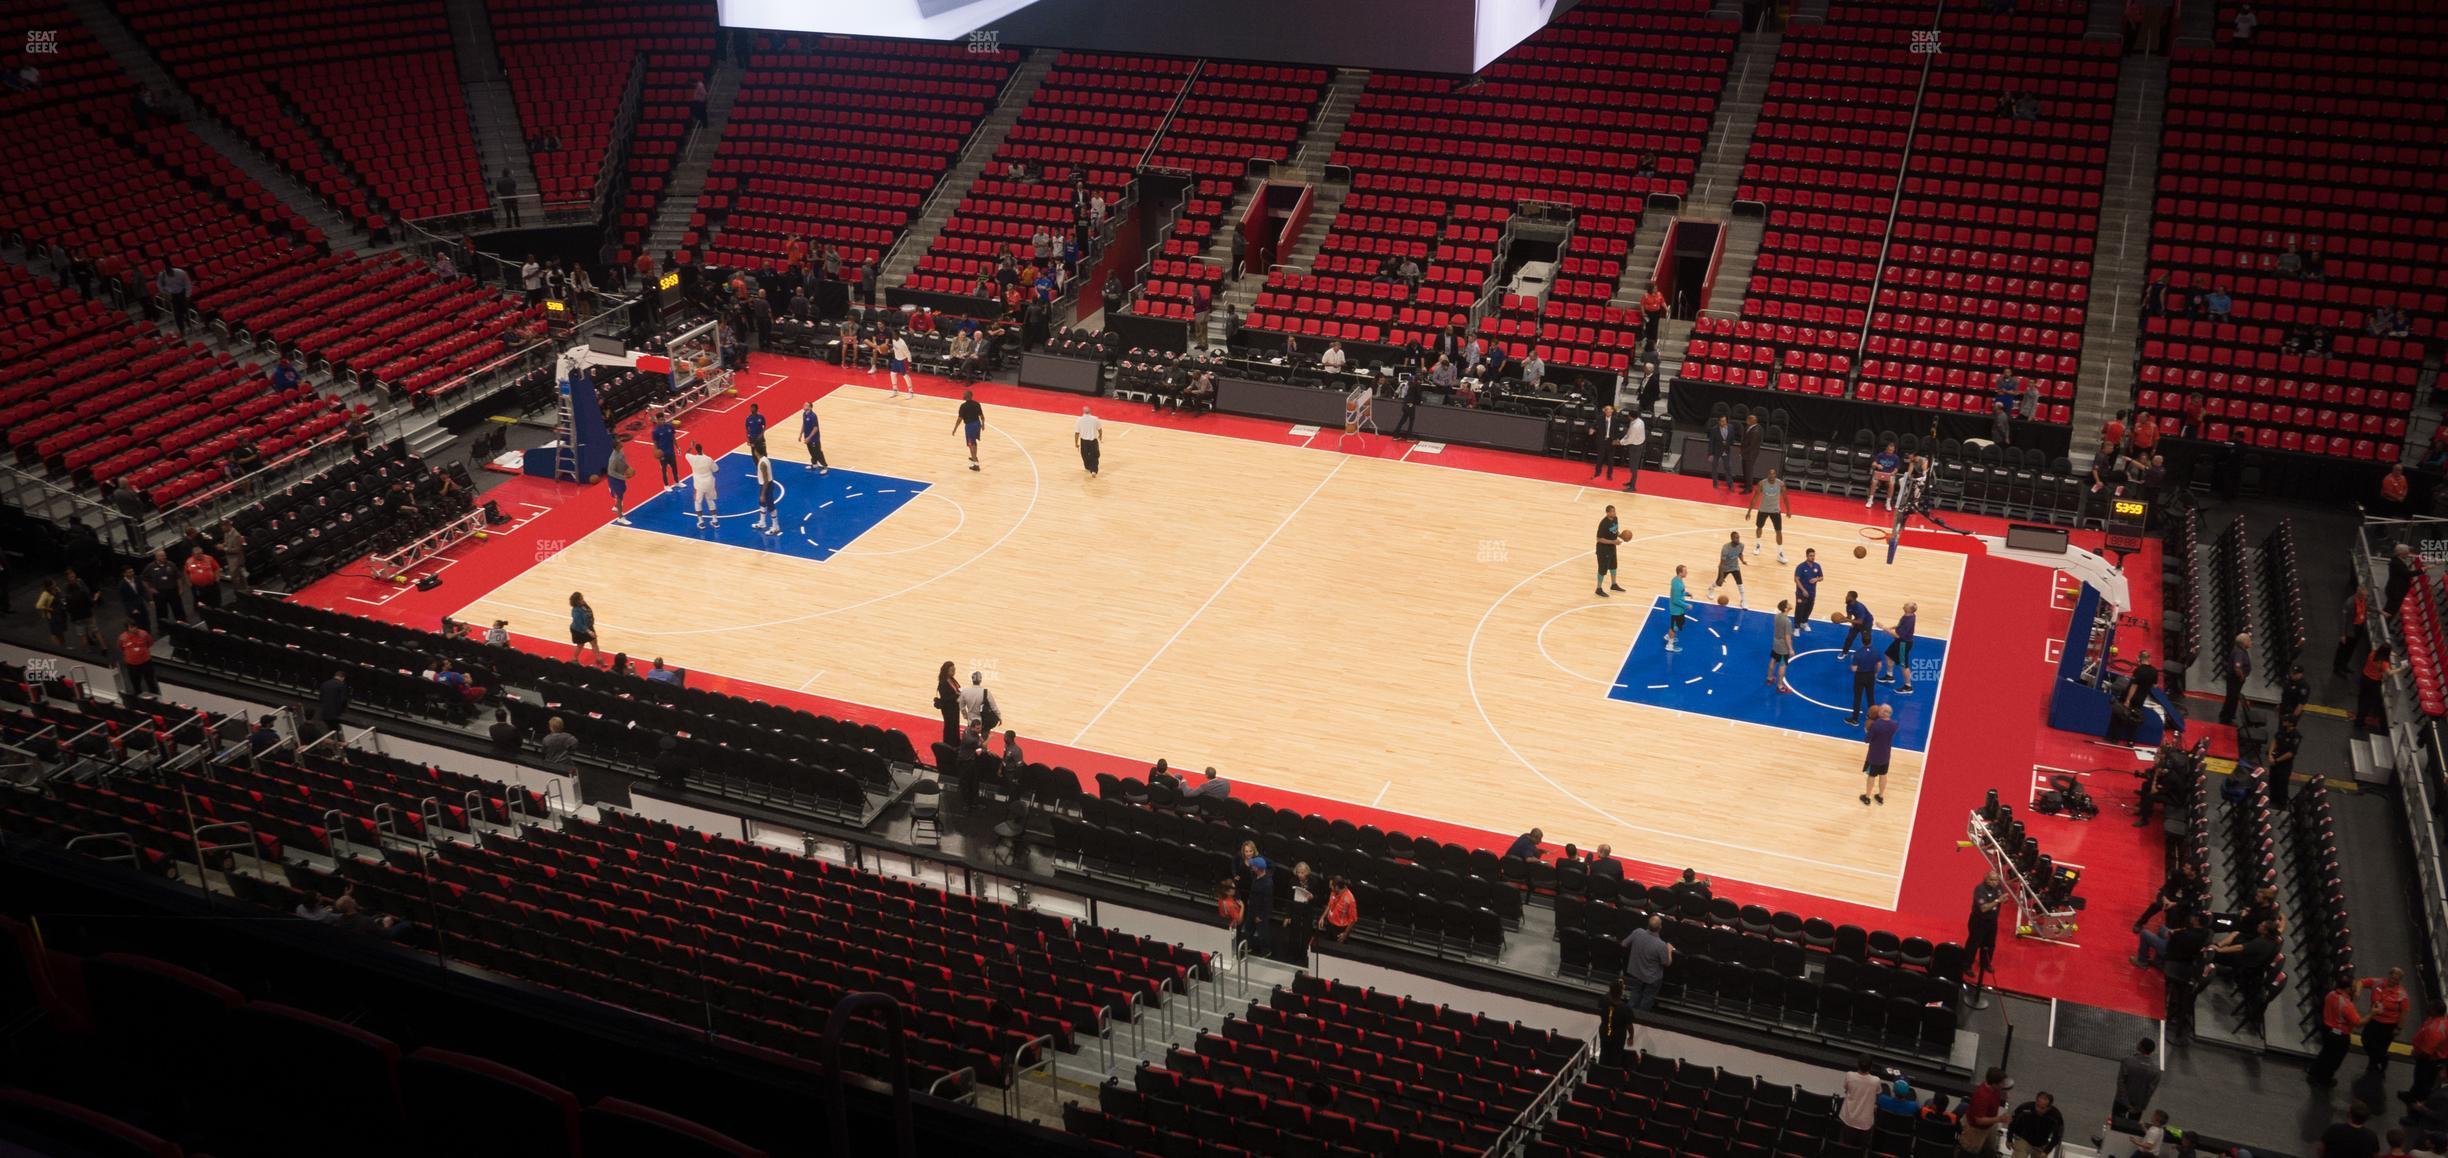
[1859,527,1890,542]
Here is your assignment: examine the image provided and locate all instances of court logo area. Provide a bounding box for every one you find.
[1606,599,1947,751]
[620,454,931,563]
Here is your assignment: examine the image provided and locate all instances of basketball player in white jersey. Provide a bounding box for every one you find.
[889,334,914,396]
[684,442,719,529]
[751,450,781,536]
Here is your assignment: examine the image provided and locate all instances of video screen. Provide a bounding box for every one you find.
[717,0,1579,74]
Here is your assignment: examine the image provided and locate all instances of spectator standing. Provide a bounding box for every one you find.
[1619,915,1673,1011]
[1319,878,1357,942]
[2339,585,2372,675]
[2322,1102,2381,1158]
[2113,1038,2160,1132]
[2219,632,2252,726]
[1707,414,1735,490]
[1957,1068,2009,1157]
[521,256,544,304]
[2379,465,2411,517]
[1597,979,1633,1065]
[117,621,159,697]
[316,671,350,734]
[934,661,961,748]
[2005,1092,2063,1158]
[1839,1057,1882,1150]
[141,550,180,629]
[496,169,519,225]
[60,574,102,652]
[1620,409,1646,492]
[156,264,192,334]
[689,76,707,126]
[487,708,523,757]
[1739,413,1764,491]
[1217,881,1244,950]
[540,717,578,769]
[1967,871,2005,982]
[1240,842,1274,955]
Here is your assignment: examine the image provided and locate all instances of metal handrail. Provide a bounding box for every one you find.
[1137,60,1206,172]
[1001,1033,1055,1117]
[191,820,263,880]
[820,992,915,1158]
[591,54,651,225]
[926,1066,976,1104]
[65,832,138,864]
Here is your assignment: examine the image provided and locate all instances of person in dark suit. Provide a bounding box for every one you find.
[1592,843,1624,880]
[487,708,523,758]
[316,671,350,735]
[2108,649,2157,746]
[934,661,961,748]
[1707,415,1735,489]
[1739,414,1764,491]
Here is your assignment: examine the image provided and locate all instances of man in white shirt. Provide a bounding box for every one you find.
[957,671,992,733]
[520,258,543,304]
[684,442,720,528]
[1074,406,1103,477]
[156,265,192,334]
[1619,410,1646,492]
[1838,1057,1882,1149]
[1521,352,1545,389]
[1319,341,1347,376]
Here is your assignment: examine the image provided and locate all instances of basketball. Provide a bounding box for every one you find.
[1853,545,1868,558]
[1715,593,1730,606]
[1833,611,1848,623]
[585,474,602,485]
[1618,531,1633,543]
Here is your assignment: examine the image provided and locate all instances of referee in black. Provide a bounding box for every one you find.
[1595,505,1625,597]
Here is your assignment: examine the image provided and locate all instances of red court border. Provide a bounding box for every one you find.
[298,353,2168,1016]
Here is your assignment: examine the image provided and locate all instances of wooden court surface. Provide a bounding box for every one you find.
[457,382,1967,908]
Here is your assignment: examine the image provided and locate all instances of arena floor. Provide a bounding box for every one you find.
[299,354,2168,1015]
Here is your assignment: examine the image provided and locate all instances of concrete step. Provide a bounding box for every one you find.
[2068,53,2167,438]
[642,59,742,258]
[1686,33,1782,213]
[879,50,1060,289]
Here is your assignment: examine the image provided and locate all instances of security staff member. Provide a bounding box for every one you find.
[1967,870,2005,980]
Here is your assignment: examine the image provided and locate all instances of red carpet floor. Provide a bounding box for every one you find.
[297,354,2171,1017]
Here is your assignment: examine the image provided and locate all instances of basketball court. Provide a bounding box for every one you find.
[298,353,2166,1014]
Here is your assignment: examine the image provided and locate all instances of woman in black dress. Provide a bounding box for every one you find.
[934,661,961,747]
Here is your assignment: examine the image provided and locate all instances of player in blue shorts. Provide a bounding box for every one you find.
[954,390,984,471]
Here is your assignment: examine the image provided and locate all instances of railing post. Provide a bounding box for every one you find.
[821,992,914,1158]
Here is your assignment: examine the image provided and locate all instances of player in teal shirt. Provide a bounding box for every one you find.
[1666,564,1690,653]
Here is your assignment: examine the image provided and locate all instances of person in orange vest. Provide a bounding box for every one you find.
[2363,968,2414,1077]
[116,621,159,697]
[2405,1008,2448,1106]
[181,547,221,617]
[2310,975,2365,1085]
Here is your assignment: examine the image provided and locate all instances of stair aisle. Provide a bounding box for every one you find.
[2069,53,2168,447]
[877,50,1061,292]
[1197,69,1366,345]
[642,58,743,261]
[441,0,541,226]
